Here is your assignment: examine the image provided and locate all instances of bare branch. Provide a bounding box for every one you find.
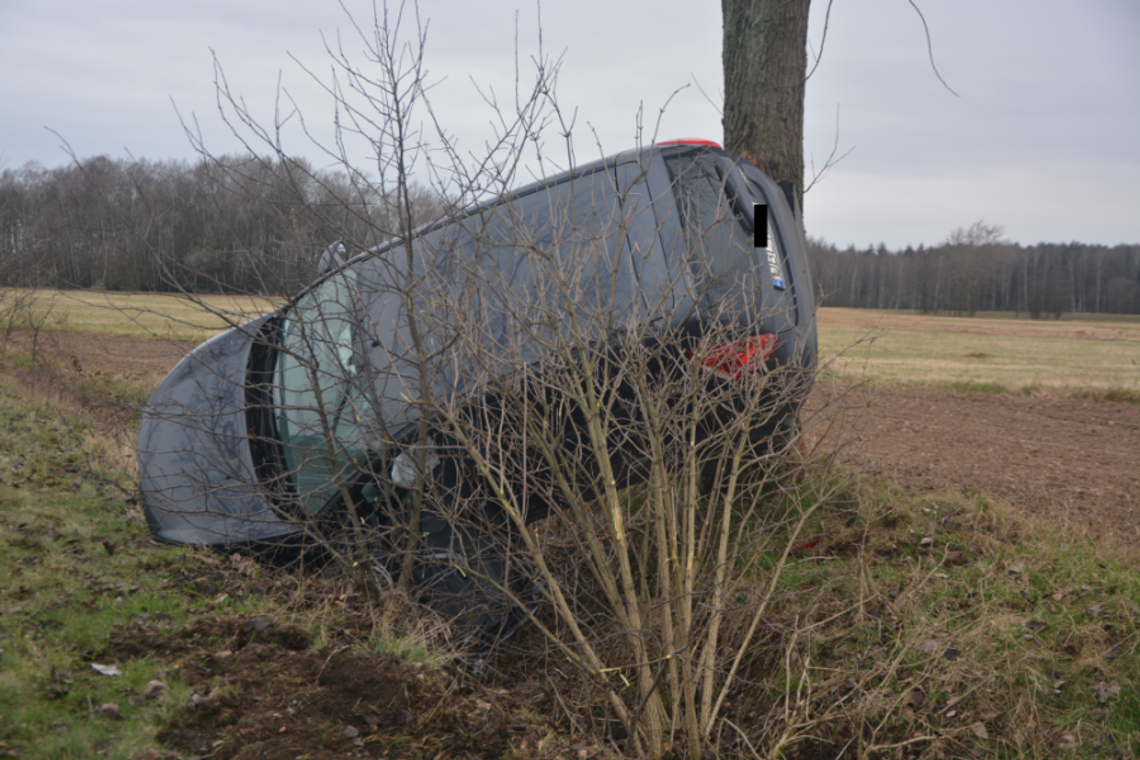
[804,103,855,194]
[804,0,835,82]
[908,0,960,97]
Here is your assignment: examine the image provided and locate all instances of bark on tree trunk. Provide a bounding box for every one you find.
[722,0,810,218]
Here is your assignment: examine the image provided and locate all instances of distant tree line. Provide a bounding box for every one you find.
[808,221,1140,317]
[4,158,1138,316]
[0,154,446,295]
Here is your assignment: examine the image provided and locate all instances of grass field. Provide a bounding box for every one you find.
[2,354,1138,758]
[818,308,1140,395]
[2,289,280,343]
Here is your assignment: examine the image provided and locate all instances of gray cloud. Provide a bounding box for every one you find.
[2,0,1136,248]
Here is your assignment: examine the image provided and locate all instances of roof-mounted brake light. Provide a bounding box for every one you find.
[657,139,723,149]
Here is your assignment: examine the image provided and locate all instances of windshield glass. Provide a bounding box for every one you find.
[275,267,374,514]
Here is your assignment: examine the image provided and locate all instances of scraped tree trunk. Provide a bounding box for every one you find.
[722,0,810,218]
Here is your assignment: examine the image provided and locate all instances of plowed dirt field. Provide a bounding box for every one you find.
[810,383,1140,546]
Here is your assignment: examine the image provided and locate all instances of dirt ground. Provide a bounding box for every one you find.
[4,329,195,391]
[99,579,602,760]
[14,327,1140,545]
[809,382,1140,547]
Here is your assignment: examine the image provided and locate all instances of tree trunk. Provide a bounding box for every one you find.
[722,0,810,217]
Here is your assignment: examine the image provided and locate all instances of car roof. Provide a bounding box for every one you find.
[335,142,728,273]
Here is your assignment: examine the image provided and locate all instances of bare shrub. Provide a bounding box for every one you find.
[124,5,839,759]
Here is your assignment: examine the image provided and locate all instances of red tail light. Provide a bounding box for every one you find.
[690,334,776,379]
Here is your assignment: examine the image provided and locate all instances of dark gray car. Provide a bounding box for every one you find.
[138,140,817,557]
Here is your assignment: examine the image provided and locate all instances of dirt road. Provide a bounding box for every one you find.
[12,329,1140,546]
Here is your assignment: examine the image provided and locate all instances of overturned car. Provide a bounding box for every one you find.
[138,140,818,623]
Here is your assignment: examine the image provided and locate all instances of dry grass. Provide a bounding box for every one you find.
[718,475,1140,759]
[0,364,141,482]
[818,308,1140,393]
[3,288,280,343]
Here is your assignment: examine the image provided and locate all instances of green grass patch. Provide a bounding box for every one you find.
[0,375,287,759]
[0,366,470,759]
[733,472,1140,759]
[948,379,1008,395]
[1073,387,1140,405]
[365,634,433,663]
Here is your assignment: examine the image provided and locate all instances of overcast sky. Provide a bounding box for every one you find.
[2,0,1138,249]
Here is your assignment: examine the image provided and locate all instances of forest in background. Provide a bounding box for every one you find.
[808,224,1140,318]
[0,154,445,296]
[3,155,1138,316]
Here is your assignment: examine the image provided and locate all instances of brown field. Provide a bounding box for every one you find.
[809,308,1140,547]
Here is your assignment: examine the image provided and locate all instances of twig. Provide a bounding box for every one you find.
[804,0,835,82]
[907,0,960,97]
[804,104,854,194]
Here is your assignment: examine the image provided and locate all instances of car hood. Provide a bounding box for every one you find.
[138,315,295,546]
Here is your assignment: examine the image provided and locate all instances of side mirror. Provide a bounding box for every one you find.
[318,240,347,275]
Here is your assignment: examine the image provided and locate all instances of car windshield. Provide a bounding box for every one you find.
[275,267,375,514]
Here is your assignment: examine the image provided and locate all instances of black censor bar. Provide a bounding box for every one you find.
[753,203,768,248]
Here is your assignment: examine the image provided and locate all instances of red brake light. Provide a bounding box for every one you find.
[690,334,777,379]
[657,139,723,149]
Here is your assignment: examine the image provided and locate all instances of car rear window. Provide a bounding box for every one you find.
[663,152,760,316]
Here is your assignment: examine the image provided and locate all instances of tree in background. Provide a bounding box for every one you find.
[805,229,1140,318]
[942,220,1007,316]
